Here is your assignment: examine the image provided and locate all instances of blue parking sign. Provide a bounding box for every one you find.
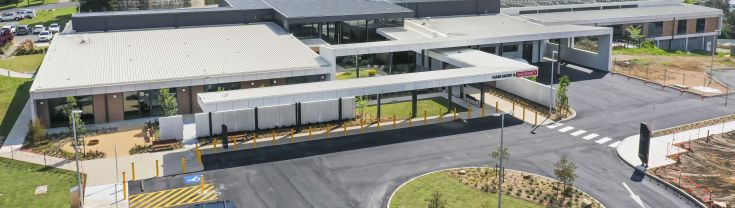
[183,174,202,185]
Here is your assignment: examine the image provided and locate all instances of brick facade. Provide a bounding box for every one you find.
[177,87,191,115]
[705,17,719,32]
[93,94,107,124]
[106,92,124,122]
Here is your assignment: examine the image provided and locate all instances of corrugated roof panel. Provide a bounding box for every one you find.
[522,5,722,24]
[262,0,412,18]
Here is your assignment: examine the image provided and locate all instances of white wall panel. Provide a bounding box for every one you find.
[195,113,210,138]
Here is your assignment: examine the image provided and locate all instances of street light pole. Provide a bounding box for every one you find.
[492,112,509,208]
[71,110,83,208]
[550,51,558,115]
[710,30,721,77]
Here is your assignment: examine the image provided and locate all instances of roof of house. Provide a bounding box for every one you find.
[30,23,328,93]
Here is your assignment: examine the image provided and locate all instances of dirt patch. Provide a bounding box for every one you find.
[449,168,602,208]
[651,132,735,207]
[59,125,148,157]
[612,54,733,96]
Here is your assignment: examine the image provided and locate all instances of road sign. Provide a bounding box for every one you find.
[183,174,202,185]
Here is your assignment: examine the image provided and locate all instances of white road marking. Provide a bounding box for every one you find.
[608,141,621,148]
[582,133,599,140]
[558,126,574,132]
[622,182,646,208]
[595,137,612,144]
[547,123,563,129]
[570,130,587,136]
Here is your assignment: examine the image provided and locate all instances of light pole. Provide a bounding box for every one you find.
[492,112,510,208]
[710,29,721,77]
[71,110,84,208]
[550,51,558,115]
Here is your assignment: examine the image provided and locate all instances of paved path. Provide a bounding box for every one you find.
[0,67,33,78]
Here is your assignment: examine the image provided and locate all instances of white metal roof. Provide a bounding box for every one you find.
[31,23,329,94]
[197,56,536,112]
[521,5,722,26]
[427,48,532,68]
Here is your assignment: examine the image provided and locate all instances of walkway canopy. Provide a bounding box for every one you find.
[197,53,537,112]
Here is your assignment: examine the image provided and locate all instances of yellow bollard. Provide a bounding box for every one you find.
[522,107,526,121]
[408,113,413,127]
[344,125,347,136]
[393,115,397,128]
[438,109,443,122]
[291,129,295,143]
[534,112,538,126]
[200,174,205,194]
[213,138,217,149]
[155,160,159,177]
[196,149,202,165]
[360,120,364,133]
[233,137,237,150]
[512,102,515,113]
[308,126,312,141]
[131,163,136,180]
[272,131,276,144]
[453,108,457,120]
[181,157,186,173]
[195,143,199,152]
[253,133,258,148]
[377,121,380,131]
[326,125,331,138]
[495,101,499,113]
[424,110,427,124]
[467,104,472,119]
[122,172,127,200]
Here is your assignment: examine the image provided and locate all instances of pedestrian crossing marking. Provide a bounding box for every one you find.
[570,130,586,136]
[608,141,621,148]
[582,133,598,140]
[595,137,612,144]
[558,126,574,133]
[129,183,218,208]
[547,123,563,129]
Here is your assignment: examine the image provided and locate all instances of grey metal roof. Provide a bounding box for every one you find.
[73,7,242,17]
[522,4,722,25]
[197,63,536,112]
[500,0,645,8]
[262,0,412,18]
[31,23,328,93]
[220,0,272,9]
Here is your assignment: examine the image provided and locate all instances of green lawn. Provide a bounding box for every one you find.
[361,97,467,119]
[0,76,32,143]
[336,69,377,80]
[0,157,77,207]
[0,0,58,11]
[0,54,44,73]
[390,171,543,208]
[19,6,76,27]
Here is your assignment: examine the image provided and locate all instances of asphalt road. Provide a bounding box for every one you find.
[134,65,735,208]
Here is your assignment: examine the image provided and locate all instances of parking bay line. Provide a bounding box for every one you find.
[558,126,574,133]
[595,137,612,144]
[570,130,587,136]
[547,123,563,129]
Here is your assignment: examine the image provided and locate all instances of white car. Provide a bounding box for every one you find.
[32,25,44,34]
[0,12,21,22]
[38,30,53,42]
[1,24,17,33]
[48,23,60,33]
[17,10,35,19]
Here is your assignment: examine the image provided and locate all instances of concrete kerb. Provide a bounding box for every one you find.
[615,135,707,208]
[384,167,605,208]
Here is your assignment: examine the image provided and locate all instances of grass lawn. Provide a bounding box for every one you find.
[0,157,77,207]
[19,6,76,27]
[0,76,32,144]
[0,0,58,11]
[390,171,543,208]
[0,54,44,73]
[362,97,467,119]
[336,69,377,80]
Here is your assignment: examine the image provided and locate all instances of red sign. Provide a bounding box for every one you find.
[515,70,538,77]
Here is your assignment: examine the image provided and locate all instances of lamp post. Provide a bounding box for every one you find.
[71,110,84,208]
[491,112,510,208]
[710,29,721,76]
[550,51,558,115]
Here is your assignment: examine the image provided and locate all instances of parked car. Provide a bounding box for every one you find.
[2,24,17,33]
[32,25,44,34]
[48,23,60,33]
[38,30,52,42]
[15,25,29,35]
[0,12,20,22]
[17,9,35,19]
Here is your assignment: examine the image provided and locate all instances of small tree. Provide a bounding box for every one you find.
[554,154,577,199]
[425,190,447,208]
[355,96,369,117]
[490,146,510,189]
[159,88,178,117]
[625,25,644,46]
[555,75,571,117]
[26,118,47,147]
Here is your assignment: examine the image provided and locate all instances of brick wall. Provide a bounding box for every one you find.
[93,94,107,124]
[191,85,204,113]
[705,17,719,32]
[662,20,674,36]
[686,19,697,34]
[107,93,124,122]
[177,87,191,115]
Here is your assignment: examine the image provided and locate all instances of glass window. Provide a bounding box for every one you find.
[502,45,518,53]
[205,82,241,92]
[77,96,94,124]
[696,19,706,33]
[648,22,663,37]
[124,92,140,120]
[677,20,687,35]
[47,97,68,128]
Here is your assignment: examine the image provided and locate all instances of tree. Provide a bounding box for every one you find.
[80,0,119,12]
[425,190,447,208]
[553,154,577,199]
[490,146,510,189]
[355,96,369,117]
[65,96,87,148]
[159,88,178,117]
[26,119,47,147]
[625,25,644,45]
[555,75,571,116]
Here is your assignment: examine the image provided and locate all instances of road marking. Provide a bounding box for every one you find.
[608,141,621,148]
[622,182,646,208]
[570,130,586,136]
[558,126,574,132]
[129,183,218,208]
[582,133,599,140]
[595,137,612,144]
[547,123,563,129]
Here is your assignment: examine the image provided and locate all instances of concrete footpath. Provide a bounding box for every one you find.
[0,67,34,78]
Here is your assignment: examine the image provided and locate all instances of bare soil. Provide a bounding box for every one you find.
[651,132,735,207]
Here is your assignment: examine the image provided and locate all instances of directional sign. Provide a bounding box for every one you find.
[183,174,202,185]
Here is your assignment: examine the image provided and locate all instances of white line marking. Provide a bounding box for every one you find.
[570,130,587,136]
[582,133,599,140]
[608,141,621,148]
[622,182,646,208]
[558,126,574,132]
[547,123,563,129]
[596,137,612,144]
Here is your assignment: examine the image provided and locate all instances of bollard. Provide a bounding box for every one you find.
[408,113,413,127]
[344,125,347,136]
[377,121,380,131]
[213,138,217,149]
[439,109,443,122]
[534,112,538,126]
[181,157,186,173]
[196,149,202,165]
[512,102,515,113]
[495,101,499,113]
[233,138,237,150]
[122,172,127,200]
[453,108,457,120]
[195,143,199,152]
[131,163,136,180]
[522,107,526,121]
[393,115,397,128]
[253,133,258,148]
[424,110,427,124]
[326,125,331,138]
[309,126,313,141]
[467,104,472,119]
[481,106,485,116]
[291,129,295,143]
[200,175,205,194]
[155,160,159,177]
[272,131,276,144]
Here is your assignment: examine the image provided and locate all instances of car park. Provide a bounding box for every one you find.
[32,25,44,34]
[38,30,53,42]
[15,25,29,35]
[0,12,20,22]
[48,23,60,33]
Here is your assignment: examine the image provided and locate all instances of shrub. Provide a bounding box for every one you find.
[367,69,377,76]
[26,119,47,147]
[15,39,46,55]
[81,150,106,160]
[342,70,352,75]
[129,144,151,155]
